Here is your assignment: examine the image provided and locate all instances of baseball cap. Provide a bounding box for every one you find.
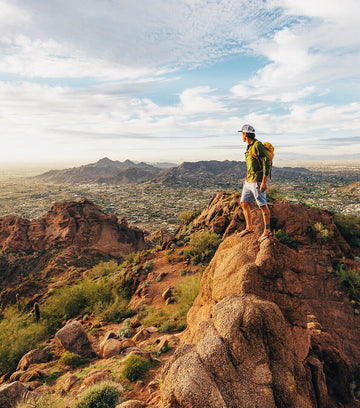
[238,124,255,134]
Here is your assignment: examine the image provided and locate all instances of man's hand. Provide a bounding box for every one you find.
[260,181,267,192]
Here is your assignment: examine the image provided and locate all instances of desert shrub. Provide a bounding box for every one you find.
[117,319,133,338]
[142,260,153,273]
[335,266,360,301]
[120,354,151,382]
[122,251,142,267]
[75,381,121,408]
[178,210,197,225]
[16,393,71,408]
[184,231,222,264]
[97,296,134,323]
[0,307,48,374]
[90,260,120,278]
[313,222,334,242]
[334,214,360,248]
[267,185,286,201]
[139,274,201,332]
[164,251,175,264]
[274,229,297,249]
[43,273,134,330]
[58,351,84,368]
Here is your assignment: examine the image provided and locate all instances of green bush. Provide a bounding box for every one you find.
[0,307,48,374]
[90,260,120,278]
[184,231,222,264]
[120,354,151,382]
[274,229,297,249]
[334,214,360,248]
[96,296,134,323]
[122,251,142,267]
[313,222,333,242]
[117,319,133,338]
[43,273,134,330]
[58,351,84,368]
[177,210,197,225]
[335,266,360,301]
[164,251,175,264]
[75,381,121,408]
[143,260,153,273]
[267,185,286,201]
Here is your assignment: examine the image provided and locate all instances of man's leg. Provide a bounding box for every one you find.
[259,204,271,238]
[239,201,254,235]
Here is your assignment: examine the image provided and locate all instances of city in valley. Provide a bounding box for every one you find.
[0,159,359,232]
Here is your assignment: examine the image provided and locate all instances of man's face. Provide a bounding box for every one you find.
[242,132,247,142]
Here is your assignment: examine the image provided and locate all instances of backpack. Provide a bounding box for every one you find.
[251,141,274,178]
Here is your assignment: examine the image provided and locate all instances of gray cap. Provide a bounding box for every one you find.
[238,124,255,134]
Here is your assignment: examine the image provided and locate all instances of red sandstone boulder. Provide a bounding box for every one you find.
[0,381,29,406]
[55,320,96,358]
[17,348,51,371]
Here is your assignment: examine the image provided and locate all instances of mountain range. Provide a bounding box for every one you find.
[35,157,311,186]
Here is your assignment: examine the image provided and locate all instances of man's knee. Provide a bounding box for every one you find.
[260,205,270,216]
[241,201,250,210]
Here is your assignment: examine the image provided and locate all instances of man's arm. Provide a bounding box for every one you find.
[260,174,268,192]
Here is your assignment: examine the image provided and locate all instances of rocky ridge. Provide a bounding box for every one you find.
[161,193,360,407]
[0,199,145,306]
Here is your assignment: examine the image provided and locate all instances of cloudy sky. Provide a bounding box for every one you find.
[0,0,359,167]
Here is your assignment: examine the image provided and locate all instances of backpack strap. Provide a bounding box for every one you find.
[250,141,262,169]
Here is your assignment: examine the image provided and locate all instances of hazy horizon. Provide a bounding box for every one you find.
[1,156,360,177]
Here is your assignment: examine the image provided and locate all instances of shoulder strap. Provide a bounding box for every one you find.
[251,141,262,168]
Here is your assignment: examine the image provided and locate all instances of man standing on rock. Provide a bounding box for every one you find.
[238,124,272,243]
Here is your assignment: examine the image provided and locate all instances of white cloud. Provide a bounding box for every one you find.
[231,0,360,103]
[0,0,291,78]
[179,86,225,114]
[0,0,30,26]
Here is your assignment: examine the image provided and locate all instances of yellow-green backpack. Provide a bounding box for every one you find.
[252,141,274,178]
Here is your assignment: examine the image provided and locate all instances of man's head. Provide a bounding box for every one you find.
[239,124,256,142]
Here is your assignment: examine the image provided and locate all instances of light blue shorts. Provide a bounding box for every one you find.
[241,181,267,207]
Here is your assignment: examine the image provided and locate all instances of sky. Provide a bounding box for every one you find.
[0,0,359,167]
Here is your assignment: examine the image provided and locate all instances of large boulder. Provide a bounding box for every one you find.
[0,381,29,407]
[17,348,51,371]
[55,320,96,358]
[162,295,312,408]
[99,338,136,359]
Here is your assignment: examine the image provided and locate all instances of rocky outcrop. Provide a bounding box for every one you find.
[0,199,145,256]
[0,199,145,302]
[161,193,360,408]
[55,320,96,358]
